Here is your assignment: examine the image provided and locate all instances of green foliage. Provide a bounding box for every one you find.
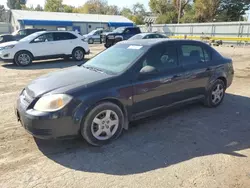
[156,11,178,24]
[44,0,63,12]
[7,0,26,9]
[217,0,250,21]
[63,5,74,13]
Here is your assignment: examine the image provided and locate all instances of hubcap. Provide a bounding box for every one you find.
[75,50,83,60]
[211,84,224,104]
[91,110,119,141]
[18,54,30,65]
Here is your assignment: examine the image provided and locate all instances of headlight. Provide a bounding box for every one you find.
[34,94,72,112]
[2,45,15,50]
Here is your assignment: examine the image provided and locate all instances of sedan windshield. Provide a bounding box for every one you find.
[84,44,147,74]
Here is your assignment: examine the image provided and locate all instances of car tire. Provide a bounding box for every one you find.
[72,48,85,61]
[14,51,33,66]
[81,102,124,146]
[204,79,226,108]
[88,38,94,44]
[104,43,111,48]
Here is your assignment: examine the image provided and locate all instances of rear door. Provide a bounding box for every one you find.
[53,32,78,55]
[132,42,186,115]
[177,41,212,99]
[28,32,55,57]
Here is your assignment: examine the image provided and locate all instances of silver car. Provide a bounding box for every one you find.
[83,29,103,44]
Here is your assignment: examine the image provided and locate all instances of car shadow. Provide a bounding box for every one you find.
[35,93,250,175]
[1,58,90,70]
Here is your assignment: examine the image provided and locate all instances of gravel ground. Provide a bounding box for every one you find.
[0,45,250,188]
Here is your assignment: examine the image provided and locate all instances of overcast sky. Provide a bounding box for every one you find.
[0,0,150,10]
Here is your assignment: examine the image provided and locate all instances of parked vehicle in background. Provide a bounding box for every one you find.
[0,28,46,44]
[129,33,168,40]
[82,29,104,44]
[16,39,234,146]
[101,26,141,48]
[0,31,89,66]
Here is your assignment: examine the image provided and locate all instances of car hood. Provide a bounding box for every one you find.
[0,41,18,47]
[25,66,114,98]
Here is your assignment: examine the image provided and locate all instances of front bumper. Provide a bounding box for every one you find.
[0,49,14,62]
[16,97,81,139]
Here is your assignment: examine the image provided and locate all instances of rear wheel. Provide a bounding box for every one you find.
[81,102,124,146]
[204,79,226,107]
[14,51,32,66]
[72,48,85,61]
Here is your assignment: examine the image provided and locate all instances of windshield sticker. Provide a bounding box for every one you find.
[128,45,143,50]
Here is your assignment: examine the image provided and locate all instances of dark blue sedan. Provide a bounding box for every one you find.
[16,39,234,146]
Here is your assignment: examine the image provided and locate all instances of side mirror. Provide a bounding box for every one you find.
[139,65,157,75]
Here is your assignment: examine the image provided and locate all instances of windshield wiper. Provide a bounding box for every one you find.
[83,65,106,74]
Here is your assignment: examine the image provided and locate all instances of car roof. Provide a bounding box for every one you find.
[35,30,78,34]
[120,39,205,46]
[135,33,164,37]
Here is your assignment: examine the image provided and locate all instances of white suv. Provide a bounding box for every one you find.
[0,31,90,66]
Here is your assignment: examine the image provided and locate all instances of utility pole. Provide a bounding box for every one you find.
[178,0,182,24]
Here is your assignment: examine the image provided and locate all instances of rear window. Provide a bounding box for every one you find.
[53,32,77,41]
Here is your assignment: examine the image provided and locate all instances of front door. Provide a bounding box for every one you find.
[28,33,55,57]
[177,42,212,99]
[132,43,186,116]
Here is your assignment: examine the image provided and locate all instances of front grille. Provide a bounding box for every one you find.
[20,89,34,107]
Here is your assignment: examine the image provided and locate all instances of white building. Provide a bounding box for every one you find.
[10,10,134,34]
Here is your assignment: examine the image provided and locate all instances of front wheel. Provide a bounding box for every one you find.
[204,79,226,107]
[14,51,32,66]
[72,48,85,61]
[88,38,94,44]
[81,102,124,146]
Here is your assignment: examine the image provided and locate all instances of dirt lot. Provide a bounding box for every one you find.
[0,44,250,188]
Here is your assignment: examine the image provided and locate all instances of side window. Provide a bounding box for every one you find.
[142,44,178,72]
[33,33,54,43]
[53,32,77,41]
[124,28,132,34]
[203,48,211,62]
[180,44,205,65]
[18,30,26,36]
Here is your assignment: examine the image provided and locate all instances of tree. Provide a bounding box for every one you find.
[63,5,74,13]
[106,5,120,15]
[77,0,108,14]
[7,0,26,9]
[132,3,146,16]
[0,5,6,22]
[121,7,133,17]
[44,0,63,12]
[149,0,172,15]
[194,0,220,22]
[217,0,250,21]
[35,5,44,11]
[173,0,191,17]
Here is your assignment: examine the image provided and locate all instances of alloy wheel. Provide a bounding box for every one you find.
[18,54,31,65]
[211,83,224,105]
[74,50,83,60]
